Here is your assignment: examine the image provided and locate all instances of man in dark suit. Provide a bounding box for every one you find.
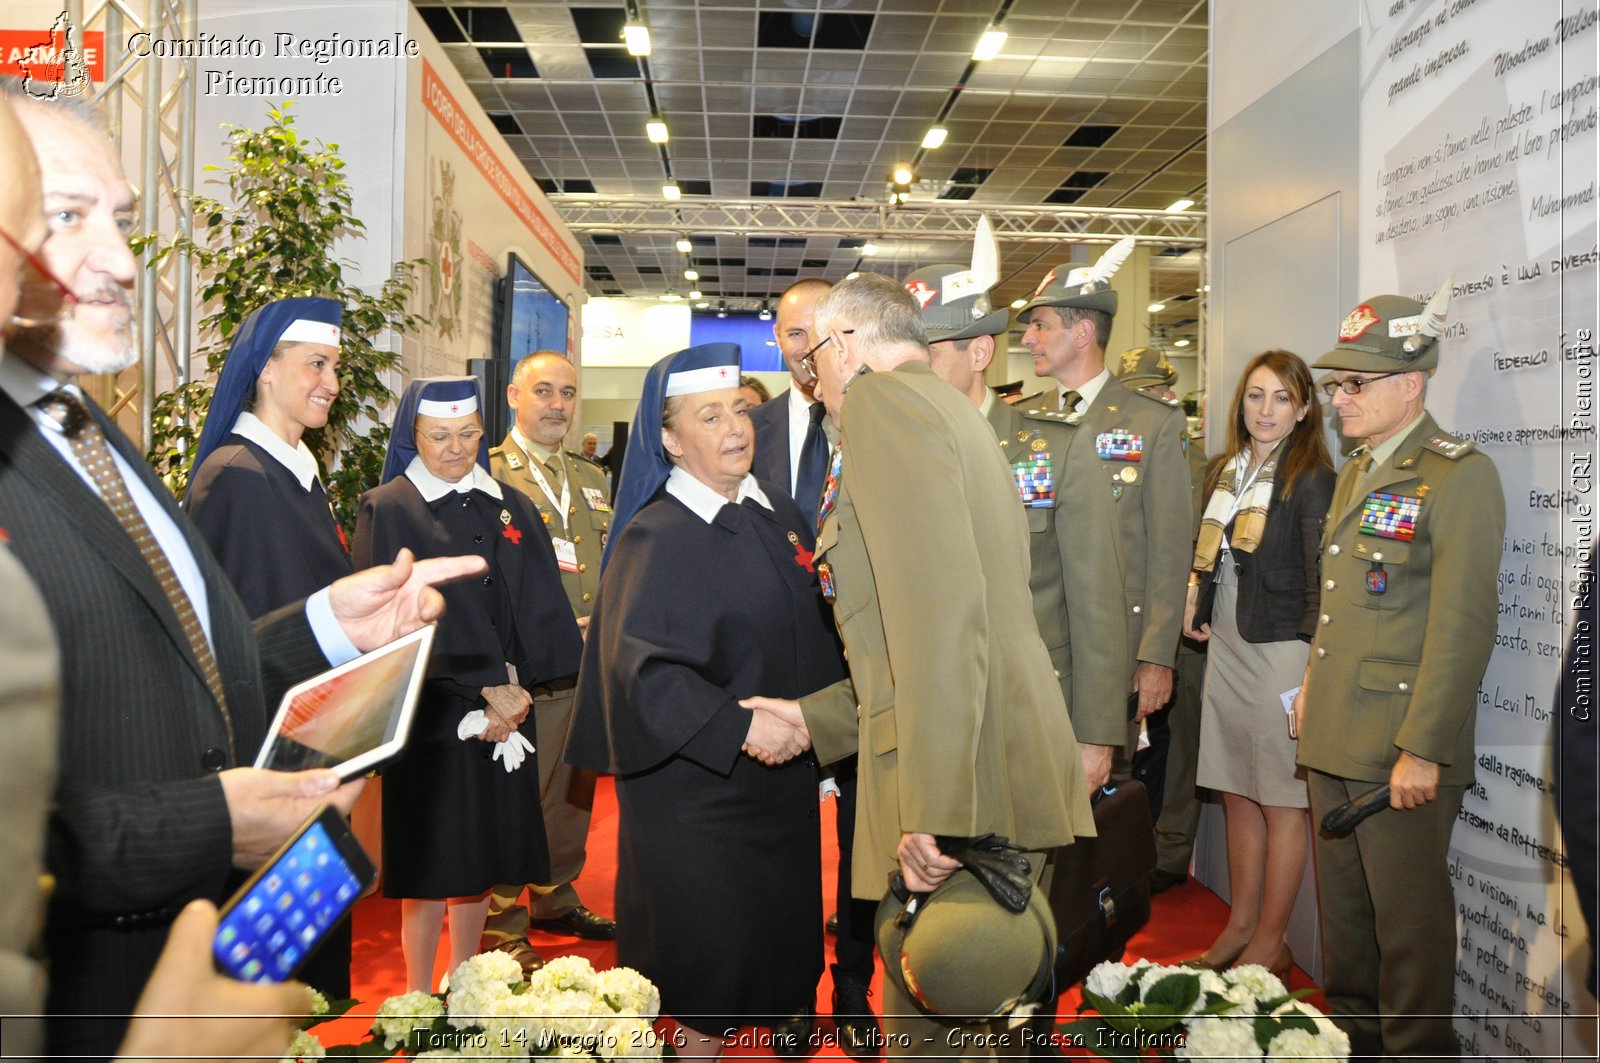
[1018,246,1193,763]
[749,276,880,1056]
[0,85,482,1059]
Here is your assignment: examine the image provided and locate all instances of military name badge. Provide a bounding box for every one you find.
[582,485,612,512]
[1359,491,1422,542]
[817,560,836,602]
[1095,430,1143,462]
[504,451,523,470]
[1013,452,1054,508]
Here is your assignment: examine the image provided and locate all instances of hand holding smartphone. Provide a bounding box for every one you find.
[213,804,376,983]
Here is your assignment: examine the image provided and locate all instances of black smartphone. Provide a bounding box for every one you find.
[213,803,375,983]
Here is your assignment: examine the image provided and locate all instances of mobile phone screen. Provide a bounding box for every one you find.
[213,817,367,982]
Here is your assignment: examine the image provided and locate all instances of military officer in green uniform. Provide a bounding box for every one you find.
[1293,286,1502,1062]
[481,350,616,964]
[1018,245,1193,753]
[908,261,1128,791]
[1115,346,1210,887]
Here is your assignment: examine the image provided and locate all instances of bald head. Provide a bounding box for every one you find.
[0,96,46,327]
[773,278,833,397]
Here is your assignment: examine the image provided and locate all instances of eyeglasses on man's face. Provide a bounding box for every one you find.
[799,329,855,378]
[1319,371,1400,398]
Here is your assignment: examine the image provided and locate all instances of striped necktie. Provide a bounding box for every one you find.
[39,389,235,756]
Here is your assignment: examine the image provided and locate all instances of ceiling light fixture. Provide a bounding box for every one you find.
[846,272,860,280]
[623,19,651,56]
[1147,302,1166,313]
[662,183,681,200]
[862,242,879,256]
[921,126,948,150]
[695,301,710,309]
[684,268,699,281]
[758,301,772,321]
[717,301,728,319]
[646,119,669,143]
[1010,298,1027,309]
[675,237,693,253]
[660,291,681,302]
[972,28,1007,61]
[688,289,703,299]
[1174,338,1192,347]
[1165,198,1195,213]
[891,164,915,186]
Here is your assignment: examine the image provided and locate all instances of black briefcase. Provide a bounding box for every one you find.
[1047,780,1156,991]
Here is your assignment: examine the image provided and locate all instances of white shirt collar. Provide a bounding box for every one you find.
[404,455,504,502]
[0,349,71,413]
[231,411,322,490]
[787,383,813,420]
[1059,366,1111,412]
[979,388,996,417]
[666,465,771,523]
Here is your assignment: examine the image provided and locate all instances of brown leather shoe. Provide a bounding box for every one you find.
[490,938,545,975]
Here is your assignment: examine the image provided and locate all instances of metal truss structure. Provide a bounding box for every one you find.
[553,198,1206,248]
[67,0,197,446]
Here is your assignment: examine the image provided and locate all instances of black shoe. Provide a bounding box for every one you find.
[769,1008,815,1059]
[1148,868,1188,895]
[831,977,881,1060]
[825,913,840,936]
[529,906,617,941]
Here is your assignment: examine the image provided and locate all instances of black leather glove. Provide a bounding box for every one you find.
[934,833,1035,913]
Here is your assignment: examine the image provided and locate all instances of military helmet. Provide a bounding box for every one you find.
[1018,236,1135,317]
[1314,280,1451,374]
[875,870,1057,1021]
[904,264,1012,342]
[1115,345,1177,390]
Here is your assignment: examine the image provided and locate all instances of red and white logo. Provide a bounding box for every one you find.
[906,279,938,309]
[1030,269,1057,299]
[1338,304,1381,342]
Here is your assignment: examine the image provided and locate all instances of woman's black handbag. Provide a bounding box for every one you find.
[1047,781,1157,990]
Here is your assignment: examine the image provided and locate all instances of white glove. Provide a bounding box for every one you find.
[819,775,841,800]
[458,710,489,740]
[493,731,536,773]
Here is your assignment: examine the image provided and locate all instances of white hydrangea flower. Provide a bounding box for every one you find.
[1263,1027,1349,1059]
[1135,963,1190,1000]
[372,991,447,1050]
[601,1016,664,1060]
[594,966,661,1019]
[280,1028,325,1062]
[447,979,517,1030]
[532,954,599,995]
[452,949,526,992]
[1083,960,1143,1000]
[539,988,607,1043]
[307,988,330,1016]
[1223,963,1287,1003]
[1272,1001,1352,1055]
[1175,1016,1263,1060]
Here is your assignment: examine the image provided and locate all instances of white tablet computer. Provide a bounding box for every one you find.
[253,624,435,780]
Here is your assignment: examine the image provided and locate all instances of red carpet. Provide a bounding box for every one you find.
[317,778,1323,1055]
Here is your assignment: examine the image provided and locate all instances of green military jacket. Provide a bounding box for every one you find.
[799,363,1094,901]
[490,432,611,618]
[1297,412,1504,785]
[1024,373,1193,676]
[986,396,1130,747]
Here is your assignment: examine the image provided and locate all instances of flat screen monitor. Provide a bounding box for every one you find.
[498,253,570,364]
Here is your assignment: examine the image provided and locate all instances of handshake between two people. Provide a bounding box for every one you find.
[738,696,810,765]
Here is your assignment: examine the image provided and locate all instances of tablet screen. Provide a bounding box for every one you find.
[254,624,434,778]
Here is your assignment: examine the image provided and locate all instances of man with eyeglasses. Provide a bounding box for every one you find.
[749,277,881,1057]
[1293,287,1503,1062]
[0,82,483,1057]
[742,273,1093,1054]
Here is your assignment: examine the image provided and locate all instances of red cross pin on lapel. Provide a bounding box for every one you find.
[791,539,815,572]
[502,522,522,545]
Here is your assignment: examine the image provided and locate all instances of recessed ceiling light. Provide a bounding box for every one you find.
[675,238,692,253]
[973,28,1007,61]
[695,301,710,308]
[684,268,699,281]
[862,242,879,256]
[1010,298,1027,309]
[623,20,651,56]
[846,272,860,279]
[891,164,914,186]
[1174,338,1192,347]
[662,183,681,200]
[646,119,669,143]
[921,126,948,150]
[1147,302,1166,313]
[660,291,681,301]
[688,290,703,299]
[1165,198,1195,213]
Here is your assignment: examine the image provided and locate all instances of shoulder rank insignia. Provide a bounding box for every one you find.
[1096,430,1143,462]
[1359,491,1421,542]
[1423,435,1474,459]
[503,451,523,470]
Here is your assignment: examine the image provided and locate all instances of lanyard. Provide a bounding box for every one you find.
[525,448,571,536]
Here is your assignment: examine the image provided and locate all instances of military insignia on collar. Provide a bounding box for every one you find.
[504,452,523,470]
[906,279,938,309]
[1339,304,1381,341]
